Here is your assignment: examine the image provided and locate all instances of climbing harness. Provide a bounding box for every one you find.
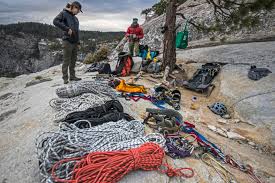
[49,93,111,121]
[36,120,165,182]
[63,100,134,128]
[123,93,166,109]
[56,80,116,98]
[52,143,194,183]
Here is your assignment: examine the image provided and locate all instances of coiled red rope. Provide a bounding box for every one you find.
[52,143,194,183]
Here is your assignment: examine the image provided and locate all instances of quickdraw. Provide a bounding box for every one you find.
[202,153,236,183]
[179,122,263,183]
[179,121,225,161]
[225,155,263,183]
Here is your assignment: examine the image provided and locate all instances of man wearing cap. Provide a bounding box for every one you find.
[53,1,83,84]
[126,18,144,57]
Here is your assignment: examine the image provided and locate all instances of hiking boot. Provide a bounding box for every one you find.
[70,77,82,81]
[64,80,69,84]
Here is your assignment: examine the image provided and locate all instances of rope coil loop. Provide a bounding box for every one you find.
[36,120,167,182]
[51,143,194,183]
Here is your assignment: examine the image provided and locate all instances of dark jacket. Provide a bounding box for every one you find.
[53,9,80,44]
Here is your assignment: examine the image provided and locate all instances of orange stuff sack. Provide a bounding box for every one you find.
[115,80,147,93]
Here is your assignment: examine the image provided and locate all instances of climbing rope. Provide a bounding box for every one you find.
[36,120,165,182]
[52,143,194,183]
[49,93,111,121]
[63,100,134,128]
[56,80,116,99]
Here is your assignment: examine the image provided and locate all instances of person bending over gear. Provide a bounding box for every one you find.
[53,1,83,84]
[126,18,144,57]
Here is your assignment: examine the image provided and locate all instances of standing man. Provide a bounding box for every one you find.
[126,18,144,57]
[53,1,83,84]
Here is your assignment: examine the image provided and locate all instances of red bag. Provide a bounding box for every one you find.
[114,52,134,77]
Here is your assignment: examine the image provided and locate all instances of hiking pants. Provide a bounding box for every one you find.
[129,41,139,57]
[62,41,78,81]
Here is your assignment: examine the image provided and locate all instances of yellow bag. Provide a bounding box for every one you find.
[115,80,147,93]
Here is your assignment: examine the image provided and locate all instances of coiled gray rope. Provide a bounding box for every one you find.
[56,80,116,99]
[36,120,165,182]
[49,93,111,121]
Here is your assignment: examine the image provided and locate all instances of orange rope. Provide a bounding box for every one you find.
[52,143,194,183]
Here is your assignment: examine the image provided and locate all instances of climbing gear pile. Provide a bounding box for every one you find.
[153,86,181,110]
[34,56,265,183]
[56,80,116,98]
[113,79,147,93]
[144,109,194,159]
[63,100,134,128]
[52,143,194,183]
[139,45,161,73]
[144,108,183,134]
[50,93,111,121]
[180,121,263,183]
[182,63,220,96]
[248,65,272,81]
[164,135,194,159]
[36,120,165,182]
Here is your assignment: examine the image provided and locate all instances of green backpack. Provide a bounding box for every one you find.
[176,22,188,49]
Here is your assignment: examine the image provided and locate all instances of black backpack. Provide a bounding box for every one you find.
[98,63,111,74]
[86,63,111,74]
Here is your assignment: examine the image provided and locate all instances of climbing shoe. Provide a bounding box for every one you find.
[70,77,82,81]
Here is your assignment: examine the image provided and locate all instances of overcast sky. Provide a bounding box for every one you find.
[0,0,157,31]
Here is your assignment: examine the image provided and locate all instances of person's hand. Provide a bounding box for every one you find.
[68,29,73,36]
[77,44,81,49]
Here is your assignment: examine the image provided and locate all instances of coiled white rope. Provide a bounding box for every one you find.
[49,93,111,121]
[56,80,116,99]
[36,120,165,182]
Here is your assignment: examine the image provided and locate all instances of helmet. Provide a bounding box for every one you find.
[209,102,228,116]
